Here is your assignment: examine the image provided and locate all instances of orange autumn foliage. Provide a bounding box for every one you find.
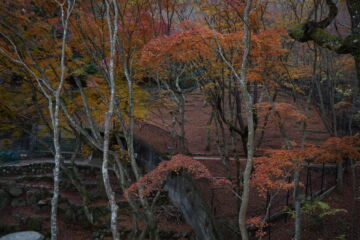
[124,154,212,199]
[255,102,307,127]
[316,136,360,163]
[252,146,322,197]
[252,136,360,197]
[247,216,268,238]
[140,22,288,85]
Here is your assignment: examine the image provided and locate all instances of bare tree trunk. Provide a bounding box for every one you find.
[293,170,301,240]
[50,2,75,239]
[178,93,187,154]
[350,160,357,240]
[102,1,120,239]
[50,99,61,240]
[205,110,214,151]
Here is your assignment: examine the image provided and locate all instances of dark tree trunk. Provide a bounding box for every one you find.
[347,0,360,87]
[289,0,360,88]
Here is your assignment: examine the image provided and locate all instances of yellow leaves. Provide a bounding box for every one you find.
[282,81,305,95]
[287,64,312,80]
[11,129,22,138]
[81,144,94,156]
[64,77,150,127]
[0,139,13,148]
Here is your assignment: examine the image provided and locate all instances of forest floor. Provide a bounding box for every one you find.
[1,91,357,239]
[270,170,360,240]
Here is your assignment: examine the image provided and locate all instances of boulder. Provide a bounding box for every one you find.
[25,217,43,232]
[58,202,71,213]
[0,231,44,240]
[0,189,10,209]
[26,191,39,205]
[8,186,23,198]
[11,198,26,207]
[64,208,74,221]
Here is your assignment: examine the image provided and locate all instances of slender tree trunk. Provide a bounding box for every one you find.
[29,123,38,153]
[355,56,360,91]
[214,0,254,236]
[237,1,254,239]
[293,170,301,240]
[102,1,120,239]
[350,160,357,240]
[336,162,344,192]
[178,94,187,154]
[51,2,74,239]
[205,111,214,151]
[51,97,62,240]
[347,0,360,87]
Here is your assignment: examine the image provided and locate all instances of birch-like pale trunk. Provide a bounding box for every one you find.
[0,1,75,239]
[50,2,75,239]
[102,1,120,239]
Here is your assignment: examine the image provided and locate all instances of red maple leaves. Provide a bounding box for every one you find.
[125,154,212,199]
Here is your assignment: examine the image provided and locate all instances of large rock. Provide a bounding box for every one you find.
[11,198,26,207]
[165,173,220,240]
[26,191,40,205]
[0,189,10,209]
[8,186,23,198]
[0,231,44,240]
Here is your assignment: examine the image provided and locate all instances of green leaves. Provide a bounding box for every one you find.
[285,199,347,221]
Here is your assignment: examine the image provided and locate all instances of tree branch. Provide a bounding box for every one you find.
[288,0,360,55]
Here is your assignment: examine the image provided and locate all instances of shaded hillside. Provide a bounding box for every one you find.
[146,90,330,155]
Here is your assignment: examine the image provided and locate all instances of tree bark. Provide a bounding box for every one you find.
[234,1,254,239]
[102,1,120,239]
[289,0,360,88]
[50,1,75,239]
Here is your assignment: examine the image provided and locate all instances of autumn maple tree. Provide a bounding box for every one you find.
[0,0,360,240]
